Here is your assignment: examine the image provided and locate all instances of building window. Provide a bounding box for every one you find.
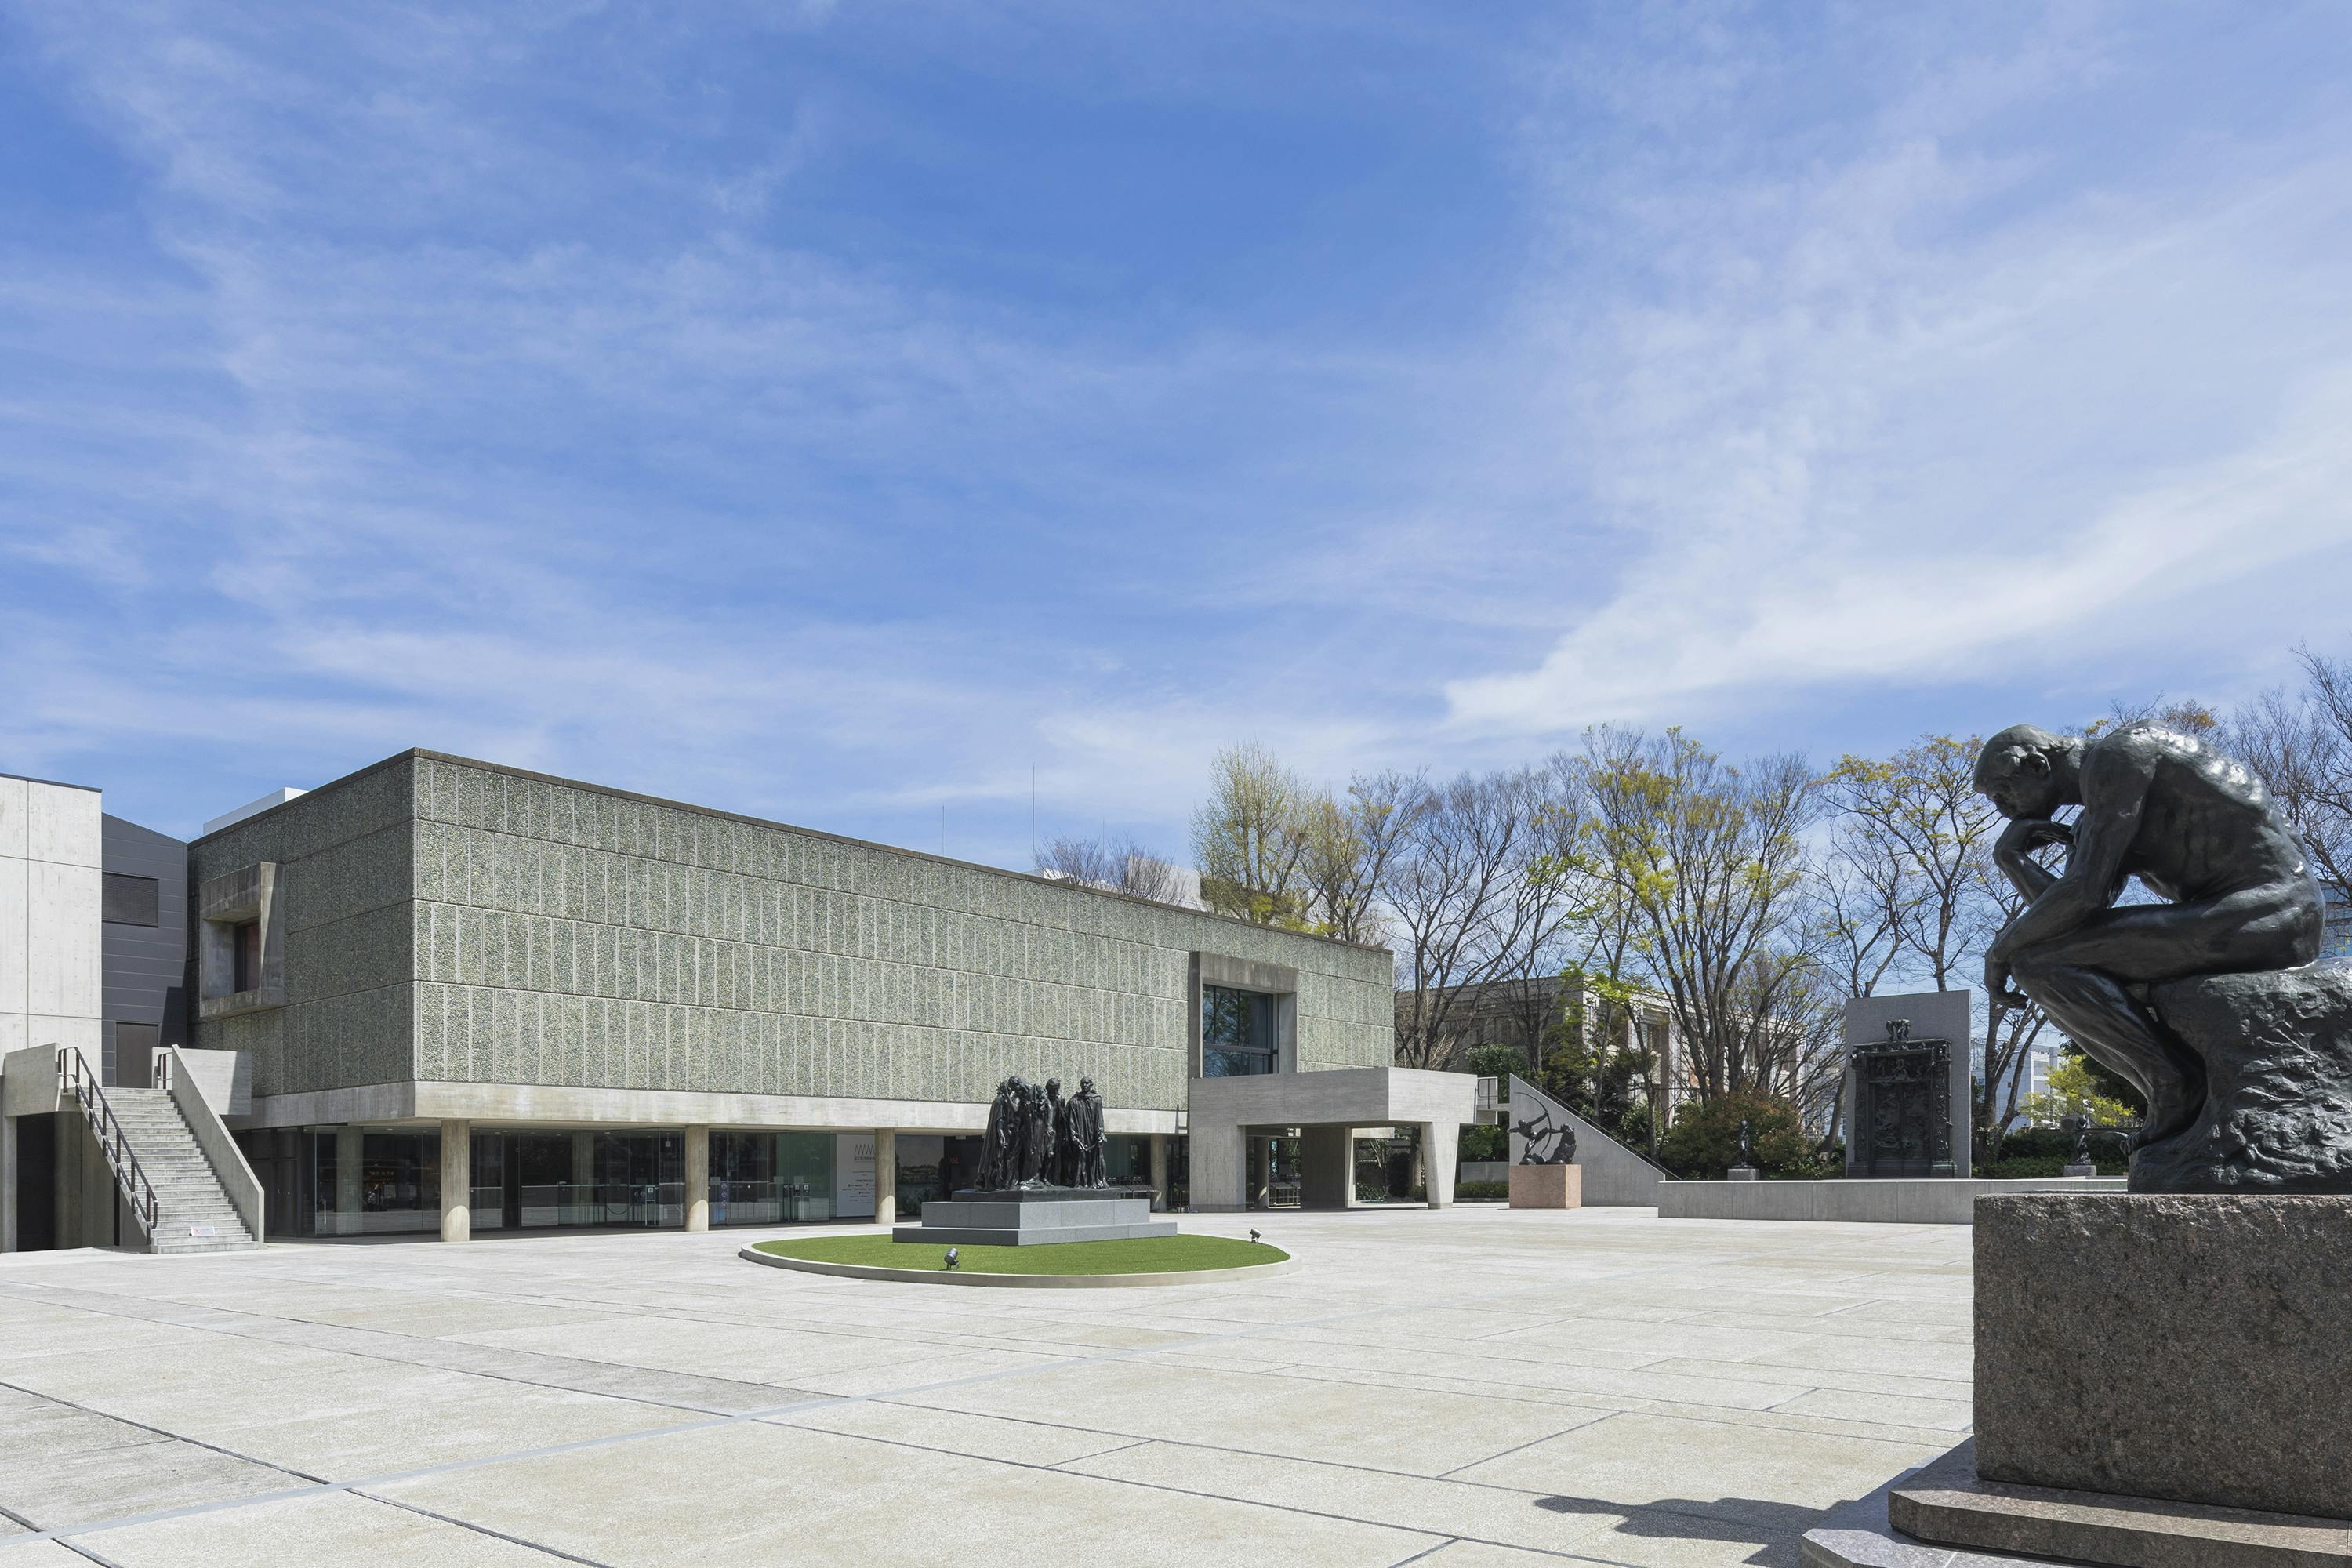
[231,920,260,992]
[1202,984,1277,1076]
[102,873,160,927]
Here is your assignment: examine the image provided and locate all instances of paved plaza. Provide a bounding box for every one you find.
[0,1210,1973,1566]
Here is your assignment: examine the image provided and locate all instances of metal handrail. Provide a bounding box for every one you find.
[59,1048,160,1236]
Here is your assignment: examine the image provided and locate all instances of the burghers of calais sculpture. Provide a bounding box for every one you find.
[1974,720,2352,1192]
[971,1072,1114,1191]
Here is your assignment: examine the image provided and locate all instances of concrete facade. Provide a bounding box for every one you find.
[0,774,103,1065]
[194,751,1393,1122]
[1186,1065,1481,1213]
[100,812,188,1086]
[182,750,1399,1235]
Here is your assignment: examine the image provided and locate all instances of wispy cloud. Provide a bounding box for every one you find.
[3,2,2349,858]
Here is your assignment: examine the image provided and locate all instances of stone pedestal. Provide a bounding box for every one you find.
[1508,1163,1581,1209]
[1860,1192,2352,1567]
[894,1186,1175,1247]
[1726,1165,1760,1181]
[2062,1161,2096,1177]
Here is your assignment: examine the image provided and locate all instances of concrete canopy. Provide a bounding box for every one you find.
[1187,1066,1481,1212]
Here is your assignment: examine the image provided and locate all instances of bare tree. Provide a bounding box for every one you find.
[1389,771,1541,1069]
[2227,647,2352,895]
[1298,770,1427,946]
[1036,835,1192,904]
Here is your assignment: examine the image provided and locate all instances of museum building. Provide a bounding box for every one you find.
[7,750,1469,1250]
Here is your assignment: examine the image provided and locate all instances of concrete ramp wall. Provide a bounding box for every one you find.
[1506,1076,1668,1207]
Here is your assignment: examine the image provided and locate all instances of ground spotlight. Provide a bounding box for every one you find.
[1249,1229,1261,1246]
[944,1247,960,1270]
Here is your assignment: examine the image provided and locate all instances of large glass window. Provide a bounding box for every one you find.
[1202,984,1277,1076]
[711,1131,836,1225]
[892,1134,984,1219]
[312,1129,441,1236]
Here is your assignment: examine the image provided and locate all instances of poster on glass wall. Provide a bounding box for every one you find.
[833,1134,876,1218]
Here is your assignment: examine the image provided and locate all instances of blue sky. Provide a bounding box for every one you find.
[5,2,2351,866]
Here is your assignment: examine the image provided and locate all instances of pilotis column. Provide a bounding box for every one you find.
[874,1128,896,1226]
[439,1120,470,1243]
[684,1125,710,1232]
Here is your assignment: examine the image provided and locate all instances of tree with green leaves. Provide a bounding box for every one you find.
[1582,727,1824,1102]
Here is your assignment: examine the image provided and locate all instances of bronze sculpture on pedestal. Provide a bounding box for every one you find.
[1974,720,2352,1192]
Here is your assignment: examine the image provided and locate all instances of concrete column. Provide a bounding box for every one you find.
[1189,1122,1246,1212]
[1147,1133,1169,1212]
[439,1119,470,1243]
[570,1130,595,1224]
[873,1128,896,1227]
[1421,1120,1459,1209]
[1300,1125,1351,1211]
[2,1112,17,1253]
[336,1127,363,1238]
[684,1125,710,1232]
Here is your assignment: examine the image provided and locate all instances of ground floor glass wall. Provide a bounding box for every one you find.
[311,1129,441,1236]
[711,1131,837,1225]
[470,1131,684,1231]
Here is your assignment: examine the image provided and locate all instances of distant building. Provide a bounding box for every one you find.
[1393,975,1690,1113]
[2324,884,2352,960]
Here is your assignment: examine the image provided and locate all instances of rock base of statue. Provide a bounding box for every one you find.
[893,1186,1176,1247]
[2061,1161,2096,1177]
[1507,1163,1581,1209]
[2133,958,2352,1193]
[1725,1166,1760,1181]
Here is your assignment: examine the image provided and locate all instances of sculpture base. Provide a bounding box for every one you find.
[895,1187,1174,1247]
[2061,1161,2096,1177]
[1974,1194,2352,1519]
[1508,1163,1581,1209]
[2135,957,2352,1192]
[1882,1440,2350,1568]
[1726,1165,1760,1181]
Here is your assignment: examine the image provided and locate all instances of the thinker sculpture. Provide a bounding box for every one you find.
[1975,720,2352,1192]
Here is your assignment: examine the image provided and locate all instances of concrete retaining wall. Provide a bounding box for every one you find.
[1658,1175,2126,1224]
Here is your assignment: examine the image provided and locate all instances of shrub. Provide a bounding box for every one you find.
[1454,1180,1508,1202]
[1657,1090,1811,1179]
[1458,1121,1508,1162]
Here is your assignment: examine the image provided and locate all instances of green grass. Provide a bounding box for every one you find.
[751,1232,1287,1276]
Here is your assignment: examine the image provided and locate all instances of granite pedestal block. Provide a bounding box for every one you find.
[893,1186,1176,1247]
[1726,1166,1760,1181]
[1507,1163,1581,1209]
[1972,1194,2352,1521]
[1885,1440,2351,1568]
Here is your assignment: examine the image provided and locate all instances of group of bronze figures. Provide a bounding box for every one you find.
[975,1074,1111,1190]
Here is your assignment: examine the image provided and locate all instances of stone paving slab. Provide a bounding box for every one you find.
[0,1207,1977,1566]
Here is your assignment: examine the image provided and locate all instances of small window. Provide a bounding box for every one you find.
[232,920,261,993]
[102,873,160,927]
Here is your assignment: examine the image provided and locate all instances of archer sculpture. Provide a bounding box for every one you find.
[1975,720,2352,1192]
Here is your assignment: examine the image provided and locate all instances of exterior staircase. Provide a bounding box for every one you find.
[99,1089,260,1254]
